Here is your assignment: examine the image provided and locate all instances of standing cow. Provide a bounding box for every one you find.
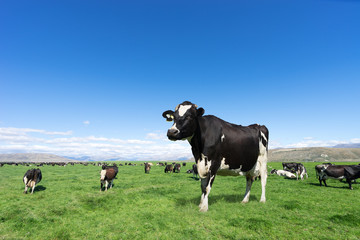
[163,101,269,212]
[100,165,118,191]
[144,162,151,174]
[23,168,42,194]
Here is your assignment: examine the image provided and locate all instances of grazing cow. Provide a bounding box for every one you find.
[144,162,151,174]
[163,101,269,212]
[100,165,118,191]
[164,164,173,173]
[315,164,360,189]
[270,169,296,179]
[173,163,181,173]
[23,168,42,194]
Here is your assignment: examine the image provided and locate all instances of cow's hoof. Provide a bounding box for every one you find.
[260,199,266,203]
[241,200,249,204]
[199,206,208,212]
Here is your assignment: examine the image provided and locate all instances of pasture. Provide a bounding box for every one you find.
[0,162,359,240]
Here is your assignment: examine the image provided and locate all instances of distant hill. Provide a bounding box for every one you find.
[269,147,360,162]
[333,143,360,148]
[0,153,77,163]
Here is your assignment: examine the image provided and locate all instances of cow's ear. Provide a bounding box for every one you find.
[162,110,174,121]
[197,107,205,117]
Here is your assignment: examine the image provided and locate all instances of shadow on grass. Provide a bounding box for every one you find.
[175,194,258,206]
[35,185,46,192]
[307,183,351,189]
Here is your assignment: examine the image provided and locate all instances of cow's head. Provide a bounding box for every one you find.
[162,101,204,141]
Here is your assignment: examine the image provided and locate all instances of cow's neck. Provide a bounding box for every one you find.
[189,117,204,162]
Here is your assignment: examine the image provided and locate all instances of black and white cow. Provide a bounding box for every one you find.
[270,169,296,179]
[23,168,42,194]
[316,164,360,189]
[163,101,269,212]
[344,165,360,190]
[282,162,308,180]
[100,165,118,191]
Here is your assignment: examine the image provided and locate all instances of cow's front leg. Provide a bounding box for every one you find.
[242,176,254,203]
[199,173,216,212]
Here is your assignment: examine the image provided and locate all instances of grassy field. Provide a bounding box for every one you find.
[0,161,359,240]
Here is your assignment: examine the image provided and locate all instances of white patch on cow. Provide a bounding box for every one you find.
[178,105,192,117]
[260,131,267,142]
[24,176,28,184]
[217,158,244,176]
[170,123,179,131]
[220,158,229,170]
[244,136,268,203]
[197,154,211,179]
[221,134,225,142]
[100,169,106,180]
[199,175,215,212]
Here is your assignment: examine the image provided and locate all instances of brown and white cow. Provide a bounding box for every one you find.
[100,165,118,191]
[23,168,42,194]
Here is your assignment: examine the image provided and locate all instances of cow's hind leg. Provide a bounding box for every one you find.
[347,179,353,190]
[242,176,254,203]
[199,173,216,212]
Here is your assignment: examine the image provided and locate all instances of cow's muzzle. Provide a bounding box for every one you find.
[167,128,180,140]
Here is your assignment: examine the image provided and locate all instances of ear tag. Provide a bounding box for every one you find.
[166,114,174,121]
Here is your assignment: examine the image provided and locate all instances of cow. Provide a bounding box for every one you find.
[144,162,151,174]
[315,164,360,189]
[23,168,42,194]
[163,101,269,212]
[192,163,199,179]
[270,169,296,179]
[173,163,181,173]
[100,165,118,191]
[164,164,173,173]
[344,165,360,189]
[282,162,308,180]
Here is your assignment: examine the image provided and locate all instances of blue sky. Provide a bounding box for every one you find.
[1,0,360,160]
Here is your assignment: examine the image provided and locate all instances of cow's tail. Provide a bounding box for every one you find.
[259,126,269,154]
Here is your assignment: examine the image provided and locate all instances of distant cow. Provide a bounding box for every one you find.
[23,168,42,194]
[270,169,296,179]
[315,164,360,189]
[100,165,118,191]
[282,162,308,180]
[164,165,173,173]
[173,164,181,173]
[144,163,151,174]
[163,101,269,212]
[192,164,199,179]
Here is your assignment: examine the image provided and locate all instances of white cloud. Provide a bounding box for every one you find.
[83,120,90,125]
[0,127,191,160]
[2,126,358,161]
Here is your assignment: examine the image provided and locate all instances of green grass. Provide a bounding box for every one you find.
[0,162,360,239]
